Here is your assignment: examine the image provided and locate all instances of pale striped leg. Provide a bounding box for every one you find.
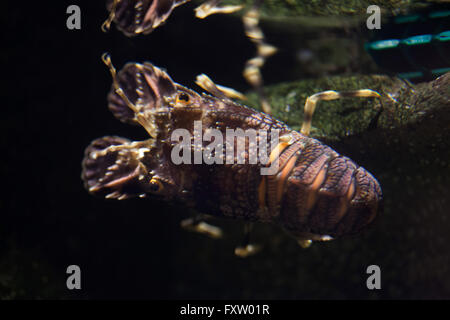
[102,53,140,115]
[234,223,261,257]
[101,0,119,32]
[102,53,158,138]
[242,1,277,114]
[195,74,246,100]
[301,89,381,136]
[195,0,243,19]
[181,215,223,239]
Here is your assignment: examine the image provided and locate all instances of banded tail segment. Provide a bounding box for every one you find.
[280,138,382,238]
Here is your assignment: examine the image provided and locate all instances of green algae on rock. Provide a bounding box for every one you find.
[194,0,441,18]
[243,72,450,145]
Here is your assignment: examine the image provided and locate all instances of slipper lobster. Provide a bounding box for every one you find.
[81,54,382,254]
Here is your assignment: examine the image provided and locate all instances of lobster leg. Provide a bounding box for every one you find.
[242,0,277,114]
[297,234,334,248]
[301,89,381,136]
[180,214,223,239]
[195,73,246,100]
[102,53,161,138]
[102,53,141,115]
[297,239,313,248]
[195,0,243,19]
[101,0,119,32]
[234,222,260,258]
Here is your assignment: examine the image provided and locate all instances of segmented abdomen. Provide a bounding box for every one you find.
[272,134,382,239]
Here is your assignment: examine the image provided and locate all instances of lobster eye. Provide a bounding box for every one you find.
[149,178,164,194]
[176,92,190,105]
